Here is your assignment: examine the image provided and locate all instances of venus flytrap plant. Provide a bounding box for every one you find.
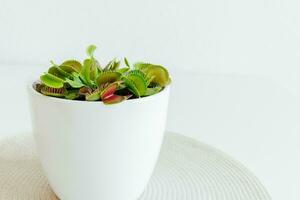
[35,45,171,105]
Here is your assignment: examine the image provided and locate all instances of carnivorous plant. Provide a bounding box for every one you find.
[34,45,171,104]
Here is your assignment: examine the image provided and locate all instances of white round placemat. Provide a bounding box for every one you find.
[0,132,271,200]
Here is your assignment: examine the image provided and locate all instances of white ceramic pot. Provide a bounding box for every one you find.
[28,84,170,200]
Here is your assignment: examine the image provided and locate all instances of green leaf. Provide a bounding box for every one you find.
[104,58,121,71]
[61,60,82,72]
[80,59,100,86]
[94,59,102,71]
[90,64,99,82]
[40,85,66,97]
[48,66,71,80]
[127,69,148,82]
[128,76,147,96]
[50,60,58,67]
[80,59,92,86]
[144,86,162,96]
[117,67,130,74]
[59,64,80,74]
[136,63,171,87]
[86,89,101,101]
[133,62,146,69]
[122,76,140,97]
[65,75,84,88]
[124,70,148,97]
[124,57,130,67]
[40,73,65,88]
[104,59,114,71]
[149,65,171,87]
[96,71,122,86]
[65,89,80,100]
[111,60,120,70]
[86,45,97,58]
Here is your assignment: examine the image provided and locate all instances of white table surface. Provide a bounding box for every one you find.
[1,64,299,200]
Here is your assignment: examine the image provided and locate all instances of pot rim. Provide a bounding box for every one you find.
[28,81,170,105]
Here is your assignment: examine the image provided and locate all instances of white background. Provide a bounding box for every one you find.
[1,0,300,199]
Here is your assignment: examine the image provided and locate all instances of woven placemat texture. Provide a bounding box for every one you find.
[0,133,271,200]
